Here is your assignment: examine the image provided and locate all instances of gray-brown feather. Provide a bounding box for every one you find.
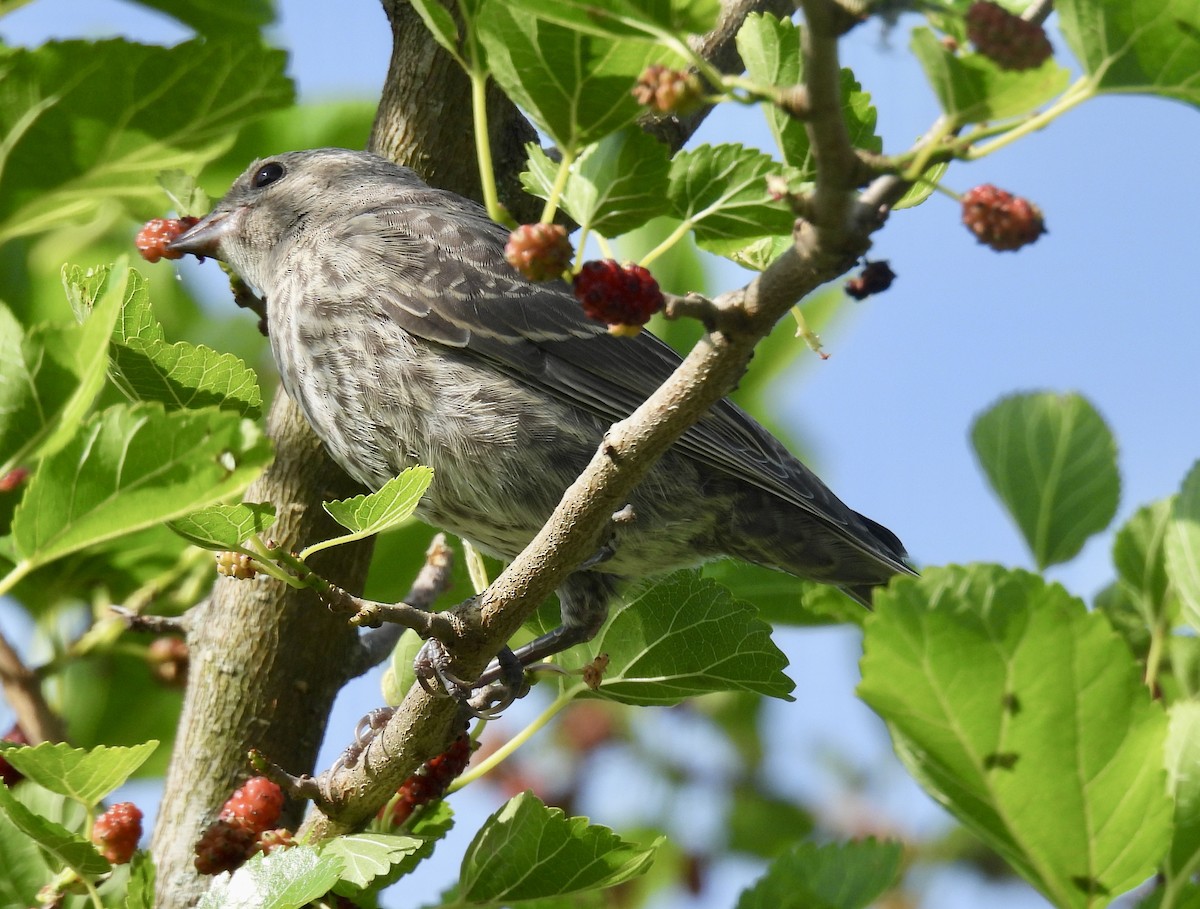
[203,148,912,629]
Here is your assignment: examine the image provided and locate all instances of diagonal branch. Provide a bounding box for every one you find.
[303,0,880,837]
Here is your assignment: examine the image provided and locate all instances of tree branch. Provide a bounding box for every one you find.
[301,0,881,838]
[0,628,64,744]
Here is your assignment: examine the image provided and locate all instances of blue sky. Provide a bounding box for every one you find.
[3,2,1198,907]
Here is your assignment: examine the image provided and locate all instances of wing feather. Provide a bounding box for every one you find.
[331,193,907,572]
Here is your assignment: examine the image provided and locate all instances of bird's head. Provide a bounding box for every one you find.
[169,148,419,294]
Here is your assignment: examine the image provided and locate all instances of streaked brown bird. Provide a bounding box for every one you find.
[172,148,912,691]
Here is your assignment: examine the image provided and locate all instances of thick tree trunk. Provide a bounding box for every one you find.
[151,398,373,908]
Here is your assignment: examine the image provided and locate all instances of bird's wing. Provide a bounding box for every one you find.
[330,197,908,570]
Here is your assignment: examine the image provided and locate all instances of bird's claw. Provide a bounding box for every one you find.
[414,639,530,719]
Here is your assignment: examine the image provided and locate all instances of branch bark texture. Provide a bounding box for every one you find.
[303,0,879,838]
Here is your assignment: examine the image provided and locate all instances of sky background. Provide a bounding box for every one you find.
[2,2,1199,908]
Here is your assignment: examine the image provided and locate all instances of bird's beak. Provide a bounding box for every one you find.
[167,209,236,259]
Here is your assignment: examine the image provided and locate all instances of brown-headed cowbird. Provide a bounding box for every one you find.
[171,148,912,689]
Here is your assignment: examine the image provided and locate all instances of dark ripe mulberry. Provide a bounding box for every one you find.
[194,818,257,875]
[845,260,897,300]
[965,1,1053,71]
[573,261,664,335]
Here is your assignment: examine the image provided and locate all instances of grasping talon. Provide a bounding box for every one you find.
[414,639,528,719]
[331,706,396,772]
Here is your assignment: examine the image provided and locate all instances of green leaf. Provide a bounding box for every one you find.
[1113,498,1176,626]
[321,833,426,889]
[11,403,270,570]
[1165,702,1200,885]
[860,565,1172,908]
[125,0,273,36]
[64,264,262,417]
[316,467,433,552]
[736,839,903,909]
[0,39,293,241]
[125,850,156,909]
[0,267,123,474]
[382,628,425,706]
[0,783,111,878]
[522,130,673,237]
[736,13,809,167]
[197,848,344,909]
[893,160,949,211]
[737,15,881,174]
[168,502,276,551]
[970,391,1120,569]
[478,4,678,151]
[0,788,58,905]
[1167,461,1200,632]
[459,792,660,901]
[365,800,454,883]
[701,561,860,627]
[590,571,794,705]
[0,741,157,807]
[727,788,815,858]
[499,0,719,40]
[156,169,209,218]
[668,144,796,244]
[408,0,466,64]
[1057,0,1200,106]
[912,27,1072,124]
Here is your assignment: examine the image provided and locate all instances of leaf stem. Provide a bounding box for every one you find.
[638,219,694,268]
[0,559,32,599]
[448,685,581,791]
[964,76,1096,160]
[1144,615,1166,693]
[470,69,508,226]
[540,148,577,225]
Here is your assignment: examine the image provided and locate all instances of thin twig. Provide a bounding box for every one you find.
[0,628,64,743]
[353,534,456,676]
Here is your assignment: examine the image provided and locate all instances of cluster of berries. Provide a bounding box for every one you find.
[632,64,704,114]
[216,550,258,580]
[505,226,665,335]
[378,733,474,827]
[135,217,198,263]
[147,636,189,687]
[965,1,1053,71]
[194,776,291,875]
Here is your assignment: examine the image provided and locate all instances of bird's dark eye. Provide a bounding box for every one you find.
[251,162,285,188]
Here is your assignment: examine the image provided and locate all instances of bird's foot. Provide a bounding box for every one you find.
[414,639,529,718]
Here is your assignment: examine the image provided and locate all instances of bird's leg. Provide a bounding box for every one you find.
[414,517,630,713]
[472,569,620,689]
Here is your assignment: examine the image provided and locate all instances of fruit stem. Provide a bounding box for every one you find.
[540,148,577,225]
[638,218,694,268]
[964,75,1095,160]
[470,69,509,226]
[448,684,581,791]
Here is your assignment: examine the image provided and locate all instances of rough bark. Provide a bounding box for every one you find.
[151,3,527,904]
[151,398,373,908]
